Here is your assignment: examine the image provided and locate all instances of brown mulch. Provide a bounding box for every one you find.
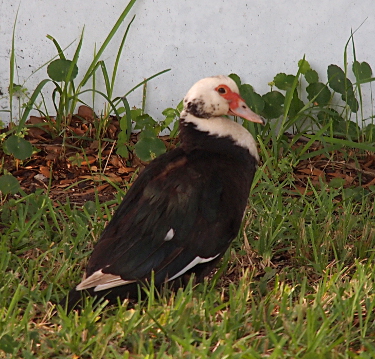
[1,106,178,205]
[2,105,375,206]
[290,145,375,194]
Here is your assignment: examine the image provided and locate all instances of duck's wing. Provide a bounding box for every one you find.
[76,149,247,293]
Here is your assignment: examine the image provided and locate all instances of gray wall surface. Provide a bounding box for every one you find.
[1,0,374,124]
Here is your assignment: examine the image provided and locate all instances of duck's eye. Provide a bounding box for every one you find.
[217,87,227,94]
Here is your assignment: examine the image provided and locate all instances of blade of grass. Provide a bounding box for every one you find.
[121,68,171,98]
[109,15,136,98]
[47,34,67,60]
[120,96,133,142]
[77,88,122,118]
[296,121,331,158]
[8,4,21,124]
[16,79,50,131]
[99,61,111,96]
[276,56,306,141]
[67,28,85,116]
[316,135,375,152]
[80,0,138,88]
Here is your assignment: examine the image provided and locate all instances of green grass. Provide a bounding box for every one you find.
[1,164,375,358]
[2,2,375,357]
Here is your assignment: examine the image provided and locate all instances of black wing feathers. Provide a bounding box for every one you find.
[86,147,255,285]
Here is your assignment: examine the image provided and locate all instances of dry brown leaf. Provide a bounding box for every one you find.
[327,172,346,179]
[118,167,135,174]
[40,166,51,178]
[58,179,76,186]
[45,145,63,153]
[68,126,86,136]
[72,183,109,195]
[298,167,324,177]
[78,105,94,120]
[80,156,96,166]
[363,177,375,188]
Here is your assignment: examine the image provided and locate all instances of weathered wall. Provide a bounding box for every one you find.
[0,0,374,124]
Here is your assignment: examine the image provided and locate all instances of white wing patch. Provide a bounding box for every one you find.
[164,228,175,241]
[76,253,220,292]
[76,269,136,292]
[168,254,220,281]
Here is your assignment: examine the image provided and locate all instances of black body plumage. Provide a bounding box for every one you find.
[62,76,262,311]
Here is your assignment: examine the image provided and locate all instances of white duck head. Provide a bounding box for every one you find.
[181,75,264,124]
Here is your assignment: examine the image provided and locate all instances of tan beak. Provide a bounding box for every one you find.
[229,97,265,125]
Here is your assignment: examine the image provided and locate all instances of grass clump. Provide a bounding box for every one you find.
[1,175,375,357]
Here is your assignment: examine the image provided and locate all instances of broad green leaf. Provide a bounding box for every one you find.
[239,84,265,114]
[331,119,360,138]
[134,136,166,162]
[4,135,33,160]
[116,106,126,115]
[273,73,295,90]
[116,143,129,158]
[116,131,130,158]
[162,108,179,128]
[134,114,157,130]
[317,109,343,124]
[342,187,367,202]
[162,108,177,117]
[328,177,346,189]
[352,61,372,81]
[11,83,24,93]
[130,108,142,120]
[0,174,21,195]
[83,201,96,215]
[262,91,284,119]
[306,82,331,107]
[228,73,241,88]
[304,69,319,84]
[298,58,311,74]
[163,115,176,128]
[47,59,78,82]
[364,123,375,141]
[288,90,304,118]
[327,64,348,94]
[342,90,359,113]
[0,334,18,354]
[170,120,180,138]
[138,128,158,139]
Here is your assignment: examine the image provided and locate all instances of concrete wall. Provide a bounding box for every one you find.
[1,0,374,124]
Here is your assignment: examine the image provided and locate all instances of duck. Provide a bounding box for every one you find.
[62,75,264,311]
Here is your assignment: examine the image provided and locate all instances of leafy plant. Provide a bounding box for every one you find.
[0,173,21,195]
[114,74,177,161]
[0,8,49,160]
[230,38,375,182]
[131,99,182,162]
[1,0,171,165]
[116,101,181,162]
[2,132,33,160]
[45,0,138,135]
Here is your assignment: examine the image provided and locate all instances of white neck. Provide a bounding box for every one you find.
[181,111,259,161]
